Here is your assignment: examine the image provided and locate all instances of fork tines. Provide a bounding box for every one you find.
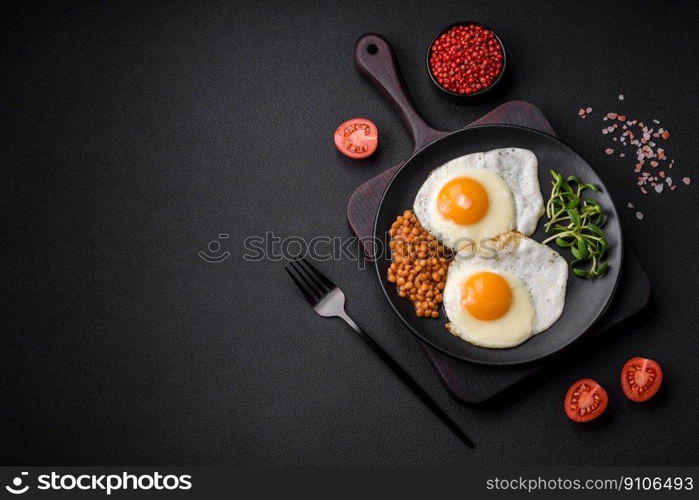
[285,256,335,306]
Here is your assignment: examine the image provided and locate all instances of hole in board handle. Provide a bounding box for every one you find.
[367,44,378,55]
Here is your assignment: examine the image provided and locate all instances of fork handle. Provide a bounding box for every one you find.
[337,311,474,448]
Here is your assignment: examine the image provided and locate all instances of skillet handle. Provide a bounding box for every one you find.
[355,34,447,152]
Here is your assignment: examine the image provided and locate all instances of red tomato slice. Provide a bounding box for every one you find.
[334,118,378,159]
[564,378,608,422]
[621,357,662,402]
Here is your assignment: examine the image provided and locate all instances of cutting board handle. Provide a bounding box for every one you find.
[355,33,447,152]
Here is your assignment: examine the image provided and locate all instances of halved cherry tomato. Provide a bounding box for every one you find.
[564,378,608,422]
[334,118,378,159]
[621,357,662,402]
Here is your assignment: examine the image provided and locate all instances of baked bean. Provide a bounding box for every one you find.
[386,209,452,319]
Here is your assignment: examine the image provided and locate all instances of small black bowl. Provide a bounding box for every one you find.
[426,21,508,104]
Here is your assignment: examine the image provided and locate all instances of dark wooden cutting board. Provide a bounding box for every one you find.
[347,101,651,404]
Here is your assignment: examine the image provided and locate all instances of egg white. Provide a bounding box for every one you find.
[443,268,535,348]
[414,148,544,251]
[443,232,568,348]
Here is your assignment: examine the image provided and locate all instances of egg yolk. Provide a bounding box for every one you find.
[462,272,513,321]
[437,177,489,225]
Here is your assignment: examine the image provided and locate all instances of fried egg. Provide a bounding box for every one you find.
[413,148,544,250]
[443,232,568,348]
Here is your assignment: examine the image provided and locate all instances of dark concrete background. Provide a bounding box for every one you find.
[2,0,698,465]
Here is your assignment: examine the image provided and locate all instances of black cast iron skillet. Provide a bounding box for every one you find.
[356,34,623,366]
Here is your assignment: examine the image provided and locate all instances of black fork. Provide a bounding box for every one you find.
[286,256,474,448]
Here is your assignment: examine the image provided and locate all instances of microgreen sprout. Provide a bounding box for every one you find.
[543,170,609,278]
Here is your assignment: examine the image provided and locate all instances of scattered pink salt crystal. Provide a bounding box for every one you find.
[636,211,643,220]
[582,103,683,196]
